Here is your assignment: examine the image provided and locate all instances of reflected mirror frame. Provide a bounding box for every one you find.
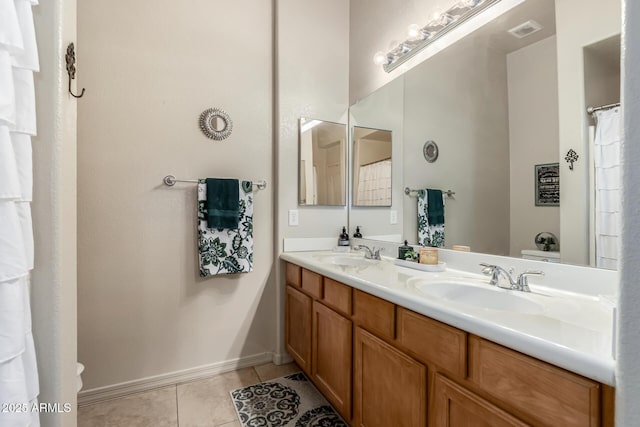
[351,125,393,208]
[298,117,348,207]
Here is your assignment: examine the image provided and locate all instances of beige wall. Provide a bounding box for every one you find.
[77,0,275,390]
[402,43,511,254]
[32,0,78,425]
[555,0,621,265]
[508,36,560,257]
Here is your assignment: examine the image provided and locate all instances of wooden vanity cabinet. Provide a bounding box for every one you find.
[354,327,427,427]
[283,262,614,427]
[312,300,352,420]
[285,285,312,375]
[468,336,601,427]
[433,374,529,427]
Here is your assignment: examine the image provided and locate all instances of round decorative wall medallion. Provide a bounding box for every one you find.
[199,108,233,140]
[423,140,439,163]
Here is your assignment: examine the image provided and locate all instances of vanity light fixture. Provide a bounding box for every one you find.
[375,0,502,72]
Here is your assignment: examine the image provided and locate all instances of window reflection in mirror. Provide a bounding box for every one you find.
[299,118,347,206]
[352,127,393,207]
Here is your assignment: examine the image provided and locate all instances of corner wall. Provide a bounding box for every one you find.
[617,0,640,424]
[32,0,78,425]
[555,0,621,265]
[275,0,350,356]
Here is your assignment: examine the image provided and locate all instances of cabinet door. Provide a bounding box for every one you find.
[354,327,426,427]
[312,301,352,420]
[433,374,529,427]
[468,336,600,427]
[285,285,312,374]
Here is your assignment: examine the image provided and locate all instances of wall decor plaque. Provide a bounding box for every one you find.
[535,163,559,206]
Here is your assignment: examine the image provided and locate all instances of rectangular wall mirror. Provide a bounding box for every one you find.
[299,118,347,206]
[352,126,393,207]
[347,0,621,269]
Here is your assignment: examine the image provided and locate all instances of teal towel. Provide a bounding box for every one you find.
[427,189,445,225]
[205,178,239,229]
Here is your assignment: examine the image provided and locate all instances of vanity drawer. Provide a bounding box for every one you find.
[468,336,600,427]
[322,278,352,315]
[285,262,301,287]
[301,269,323,299]
[397,308,466,377]
[353,289,395,340]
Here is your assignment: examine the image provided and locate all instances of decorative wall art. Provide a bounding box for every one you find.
[535,163,560,206]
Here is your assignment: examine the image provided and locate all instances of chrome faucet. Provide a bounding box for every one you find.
[354,245,384,260]
[479,263,544,292]
[516,270,545,292]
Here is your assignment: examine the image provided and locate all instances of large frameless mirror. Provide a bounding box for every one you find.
[299,118,347,206]
[348,0,621,268]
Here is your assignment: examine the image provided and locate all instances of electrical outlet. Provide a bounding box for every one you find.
[390,210,398,224]
[288,209,299,226]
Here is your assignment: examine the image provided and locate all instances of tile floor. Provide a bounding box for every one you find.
[78,362,300,427]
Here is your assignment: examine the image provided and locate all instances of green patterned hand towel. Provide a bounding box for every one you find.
[205,178,239,229]
[198,180,254,276]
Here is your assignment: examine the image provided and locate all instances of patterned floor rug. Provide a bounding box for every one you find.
[230,372,347,427]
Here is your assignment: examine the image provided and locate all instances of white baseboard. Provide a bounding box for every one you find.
[271,352,293,365]
[78,352,274,406]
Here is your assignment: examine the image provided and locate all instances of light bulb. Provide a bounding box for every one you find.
[431,8,443,21]
[373,51,387,66]
[407,24,421,40]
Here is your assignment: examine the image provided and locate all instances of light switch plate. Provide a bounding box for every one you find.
[288,209,299,226]
[390,210,398,224]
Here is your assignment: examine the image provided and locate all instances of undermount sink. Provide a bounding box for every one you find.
[413,281,545,315]
[311,253,378,267]
[329,256,376,267]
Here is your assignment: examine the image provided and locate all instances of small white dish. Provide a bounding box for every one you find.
[394,258,446,272]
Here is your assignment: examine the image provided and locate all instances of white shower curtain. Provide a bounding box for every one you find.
[0,0,41,426]
[594,107,622,270]
[356,159,392,205]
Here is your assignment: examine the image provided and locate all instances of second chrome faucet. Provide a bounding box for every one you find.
[354,245,384,260]
[479,263,544,292]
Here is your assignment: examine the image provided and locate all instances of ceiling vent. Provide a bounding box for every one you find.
[508,20,543,39]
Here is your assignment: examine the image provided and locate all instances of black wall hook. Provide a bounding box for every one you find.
[65,43,85,98]
[565,149,579,170]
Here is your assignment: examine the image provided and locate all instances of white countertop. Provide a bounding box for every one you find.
[281,250,616,386]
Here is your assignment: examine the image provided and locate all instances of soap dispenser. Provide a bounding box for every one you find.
[354,226,363,238]
[398,240,412,260]
[338,226,350,246]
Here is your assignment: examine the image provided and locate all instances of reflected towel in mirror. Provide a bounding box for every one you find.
[418,189,445,248]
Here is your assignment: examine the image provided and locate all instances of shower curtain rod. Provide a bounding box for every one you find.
[587,102,620,115]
